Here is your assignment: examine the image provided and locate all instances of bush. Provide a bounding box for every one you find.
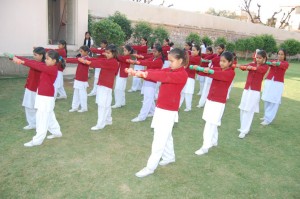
[261,34,277,53]
[226,42,236,53]
[132,21,153,44]
[108,11,132,41]
[149,26,169,47]
[214,37,227,46]
[279,39,300,56]
[202,35,213,46]
[186,32,201,45]
[235,38,246,52]
[91,19,125,46]
[251,35,264,50]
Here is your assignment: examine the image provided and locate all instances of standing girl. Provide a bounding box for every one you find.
[12,50,63,147]
[194,51,235,155]
[261,49,289,126]
[162,38,171,68]
[111,45,134,108]
[79,44,119,130]
[126,48,188,178]
[238,50,269,138]
[184,42,192,55]
[66,46,91,113]
[83,31,94,48]
[180,44,201,111]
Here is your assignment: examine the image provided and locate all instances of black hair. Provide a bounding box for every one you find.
[218,44,225,50]
[278,49,287,61]
[142,37,148,45]
[232,52,237,61]
[206,46,213,53]
[168,48,188,66]
[186,42,193,50]
[58,40,68,57]
[124,45,134,54]
[169,42,174,47]
[33,47,46,63]
[164,38,170,45]
[47,50,66,69]
[221,51,234,67]
[153,44,165,62]
[101,39,108,47]
[106,44,118,58]
[192,44,201,56]
[256,50,267,63]
[84,31,92,48]
[202,41,207,47]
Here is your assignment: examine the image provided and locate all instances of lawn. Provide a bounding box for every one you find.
[0,60,299,199]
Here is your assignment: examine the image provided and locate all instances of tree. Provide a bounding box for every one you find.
[251,35,264,50]
[235,38,247,52]
[186,32,201,45]
[205,8,238,19]
[108,11,133,40]
[279,39,300,56]
[226,42,236,53]
[149,26,169,47]
[260,34,277,53]
[91,19,125,46]
[202,36,213,46]
[88,12,93,33]
[132,21,153,44]
[131,0,173,7]
[214,37,227,46]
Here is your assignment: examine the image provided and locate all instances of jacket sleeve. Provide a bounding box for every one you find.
[23,60,57,75]
[139,59,163,69]
[209,69,235,82]
[146,69,188,84]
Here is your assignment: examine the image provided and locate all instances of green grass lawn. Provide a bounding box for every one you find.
[0,61,300,199]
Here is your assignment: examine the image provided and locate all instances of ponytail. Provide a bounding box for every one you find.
[33,47,46,63]
[59,40,68,57]
[47,50,66,69]
[169,48,188,66]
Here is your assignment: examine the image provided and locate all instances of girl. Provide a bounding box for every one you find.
[196,41,207,95]
[111,45,134,108]
[126,48,188,178]
[261,49,289,126]
[127,44,164,122]
[12,50,63,147]
[83,31,94,48]
[17,47,45,130]
[162,38,171,69]
[78,44,119,130]
[180,44,201,111]
[226,52,237,100]
[128,37,148,92]
[66,46,91,113]
[45,40,68,99]
[184,42,192,55]
[89,40,108,96]
[197,44,225,108]
[238,50,269,139]
[194,51,235,155]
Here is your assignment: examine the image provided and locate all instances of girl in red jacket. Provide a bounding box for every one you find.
[12,50,63,147]
[126,48,188,178]
[194,51,235,156]
[112,45,134,108]
[79,44,119,130]
[238,50,269,139]
[261,49,289,125]
[66,46,91,113]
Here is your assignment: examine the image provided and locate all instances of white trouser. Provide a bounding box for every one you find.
[202,122,218,149]
[31,110,61,145]
[198,77,212,107]
[227,82,233,100]
[130,65,144,91]
[180,93,193,110]
[54,71,67,98]
[198,76,205,94]
[138,81,156,120]
[263,101,280,123]
[72,88,88,110]
[114,76,127,106]
[96,86,112,128]
[25,107,36,127]
[90,77,99,94]
[239,110,255,134]
[55,86,67,98]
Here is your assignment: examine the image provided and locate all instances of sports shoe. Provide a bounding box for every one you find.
[87,92,96,97]
[238,132,246,139]
[159,159,175,166]
[184,108,191,112]
[127,89,135,93]
[196,104,203,108]
[195,147,208,156]
[47,134,62,139]
[260,117,265,121]
[147,113,154,117]
[212,142,218,147]
[106,121,112,125]
[197,92,201,96]
[78,109,88,113]
[23,125,35,130]
[69,108,78,112]
[131,117,143,122]
[91,126,103,131]
[261,121,270,126]
[135,167,154,178]
[111,104,121,109]
[56,95,67,99]
[24,141,37,147]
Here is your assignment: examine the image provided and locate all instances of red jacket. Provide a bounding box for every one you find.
[23,60,58,97]
[207,68,235,104]
[90,48,106,58]
[89,58,119,89]
[139,57,164,83]
[186,55,201,79]
[211,54,221,68]
[117,55,131,78]
[162,45,170,60]
[65,57,90,82]
[243,63,269,91]
[265,60,289,83]
[146,67,188,111]
[132,45,148,54]
[45,48,66,71]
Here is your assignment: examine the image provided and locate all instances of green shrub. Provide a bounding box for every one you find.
[186,32,201,45]
[279,39,300,56]
[202,35,213,46]
[214,37,227,46]
[132,21,153,44]
[149,26,169,47]
[108,11,132,40]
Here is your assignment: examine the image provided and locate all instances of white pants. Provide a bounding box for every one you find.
[72,88,88,110]
[130,65,144,91]
[263,101,280,123]
[95,86,112,128]
[89,68,101,94]
[25,107,36,127]
[227,81,233,100]
[198,77,212,107]
[202,122,218,149]
[198,75,205,95]
[239,110,255,134]
[146,108,177,171]
[138,81,156,120]
[180,93,193,110]
[54,71,67,98]
[114,75,127,106]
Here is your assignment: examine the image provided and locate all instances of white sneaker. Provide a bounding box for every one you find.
[78,109,88,113]
[106,121,112,125]
[195,147,208,156]
[261,121,270,126]
[127,89,135,93]
[87,92,96,97]
[111,104,121,109]
[159,159,175,166]
[260,117,265,121]
[24,141,37,147]
[184,108,191,112]
[47,134,62,139]
[147,113,154,117]
[91,126,103,131]
[69,108,78,112]
[23,125,35,130]
[238,132,246,139]
[135,167,154,178]
[197,92,201,96]
[56,95,67,99]
[212,142,218,147]
[131,117,143,122]
[196,104,203,108]
[237,128,241,132]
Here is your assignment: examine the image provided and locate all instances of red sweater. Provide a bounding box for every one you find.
[162,45,170,60]
[139,57,164,83]
[117,55,131,78]
[211,54,221,68]
[23,60,58,97]
[243,63,269,91]
[132,45,148,54]
[89,58,119,89]
[265,60,289,83]
[65,57,90,82]
[207,68,235,104]
[45,48,66,71]
[90,48,106,58]
[146,67,188,111]
[186,55,201,79]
